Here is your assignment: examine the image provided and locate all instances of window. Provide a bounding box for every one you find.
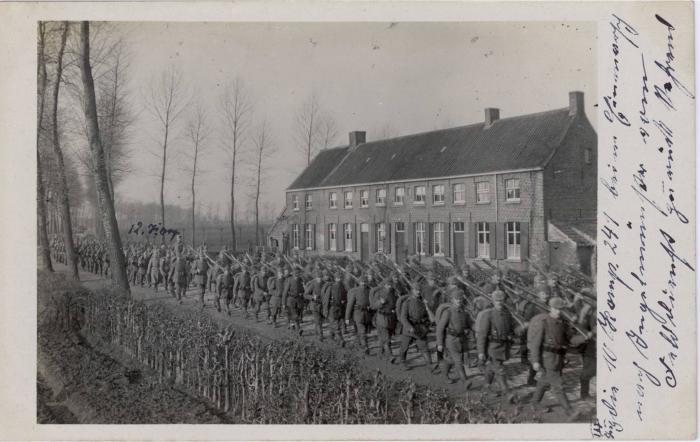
[305,224,315,250]
[505,179,520,202]
[506,221,521,259]
[343,223,353,251]
[453,221,465,232]
[414,186,426,204]
[432,223,444,255]
[394,187,405,205]
[432,185,445,205]
[344,191,353,209]
[328,223,337,251]
[476,182,490,204]
[415,222,426,255]
[360,190,369,208]
[584,148,593,164]
[376,188,386,206]
[329,192,337,209]
[292,224,300,249]
[453,183,465,204]
[395,222,405,232]
[305,194,313,209]
[376,223,386,252]
[292,195,300,211]
[477,222,490,258]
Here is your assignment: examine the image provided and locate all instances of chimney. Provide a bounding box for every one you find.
[484,108,500,128]
[348,131,366,148]
[569,91,584,116]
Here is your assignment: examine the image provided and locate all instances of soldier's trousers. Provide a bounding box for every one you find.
[310,310,324,339]
[253,297,269,320]
[238,291,251,313]
[441,335,469,382]
[327,317,345,344]
[217,287,233,312]
[580,354,596,399]
[398,334,431,367]
[269,296,282,325]
[377,327,394,358]
[533,367,572,412]
[484,359,510,393]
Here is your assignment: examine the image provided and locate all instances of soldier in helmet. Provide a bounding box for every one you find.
[267,266,286,326]
[436,286,473,385]
[304,270,328,341]
[324,270,347,347]
[194,248,210,308]
[234,264,252,317]
[346,274,372,354]
[527,297,580,419]
[476,290,516,400]
[282,267,305,333]
[519,290,550,385]
[172,247,189,304]
[251,267,270,322]
[372,273,399,361]
[397,285,433,371]
[216,264,235,314]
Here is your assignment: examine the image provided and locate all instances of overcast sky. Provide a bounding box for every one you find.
[114,21,597,221]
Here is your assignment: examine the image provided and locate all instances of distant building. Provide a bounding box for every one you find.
[269,91,597,275]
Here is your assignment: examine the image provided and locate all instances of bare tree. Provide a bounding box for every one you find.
[219,77,251,250]
[48,22,79,280]
[295,93,321,165]
[78,21,130,293]
[184,103,209,246]
[249,119,276,246]
[319,112,339,149]
[37,22,53,272]
[144,65,189,230]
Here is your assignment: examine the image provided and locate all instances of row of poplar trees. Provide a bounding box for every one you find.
[37,21,130,294]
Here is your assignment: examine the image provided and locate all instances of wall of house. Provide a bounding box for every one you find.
[283,169,546,271]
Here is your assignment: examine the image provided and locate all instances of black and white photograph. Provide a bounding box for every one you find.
[34,20,600,425]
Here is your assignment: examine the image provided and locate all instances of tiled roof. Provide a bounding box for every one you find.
[288,107,577,190]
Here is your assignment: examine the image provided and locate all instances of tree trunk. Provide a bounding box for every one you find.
[191,142,198,246]
[229,133,236,250]
[50,22,79,280]
[78,21,130,295]
[160,121,168,243]
[37,22,53,272]
[255,147,262,246]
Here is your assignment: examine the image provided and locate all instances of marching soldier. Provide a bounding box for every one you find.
[476,290,516,400]
[282,267,305,333]
[397,286,433,370]
[527,297,580,419]
[519,290,550,385]
[172,247,188,304]
[436,286,473,385]
[148,247,161,291]
[234,265,252,317]
[194,249,210,308]
[323,271,347,347]
[304,270,328,341]
[346,274,372,354]
[267,267,286,326]
[216,265,235,314]
[372,274,398,361]
[251,268,270,322]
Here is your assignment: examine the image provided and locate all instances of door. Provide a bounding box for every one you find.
[394,222,406,264]
[452,222,465,267]
[360,223,370,262]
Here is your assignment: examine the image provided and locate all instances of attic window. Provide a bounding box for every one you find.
[440,146,447,153]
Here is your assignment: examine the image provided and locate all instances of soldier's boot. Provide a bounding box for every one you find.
[580,379,590,399]
[215,297,222,313]
[527,367,537,386]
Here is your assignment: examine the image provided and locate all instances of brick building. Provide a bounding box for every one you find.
[270,91,597,275]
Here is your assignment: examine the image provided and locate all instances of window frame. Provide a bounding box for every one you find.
[414,185,426,205]
[432,222,444,256]
[505,178,521,203]
[376,222,386,253]
[506,221,521,260]
[292,195,300,211]
[415,222,426,256]
[453,221,465,232]
[394,187,405,206]
[343,223,353,252]
[328,223,337,251]
[344,191,353,209]
[477,221,490,258]
[476,181,491,204]
[452,183,465,204]
[329,192,337,209]
[584,148,593,164]
[375,188,386,206]
[432,185,445,205]
[305,194,313,210]
[292,224,300,249]
[305,223,314,250]
[360,189,369,208]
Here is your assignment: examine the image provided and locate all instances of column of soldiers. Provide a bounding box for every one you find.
[49,236,596,419]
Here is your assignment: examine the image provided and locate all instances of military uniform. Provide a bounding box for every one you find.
[323,277,347,346]
[217,268,235,313]
[252,271,270,322]
[527,298,576,415]
[282,273,305,332]
[519,298,548,385]
[436,296,473,384]
[267,273,285,325]
[398,293,432,369]
[234,268,252,316]
[304,276,327,341]
[172,254,188,302]
[372,284,398,359]
[346,282,372,353]
[476,301,515,394]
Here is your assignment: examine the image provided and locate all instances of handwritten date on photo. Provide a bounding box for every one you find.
[128,221,179,240]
